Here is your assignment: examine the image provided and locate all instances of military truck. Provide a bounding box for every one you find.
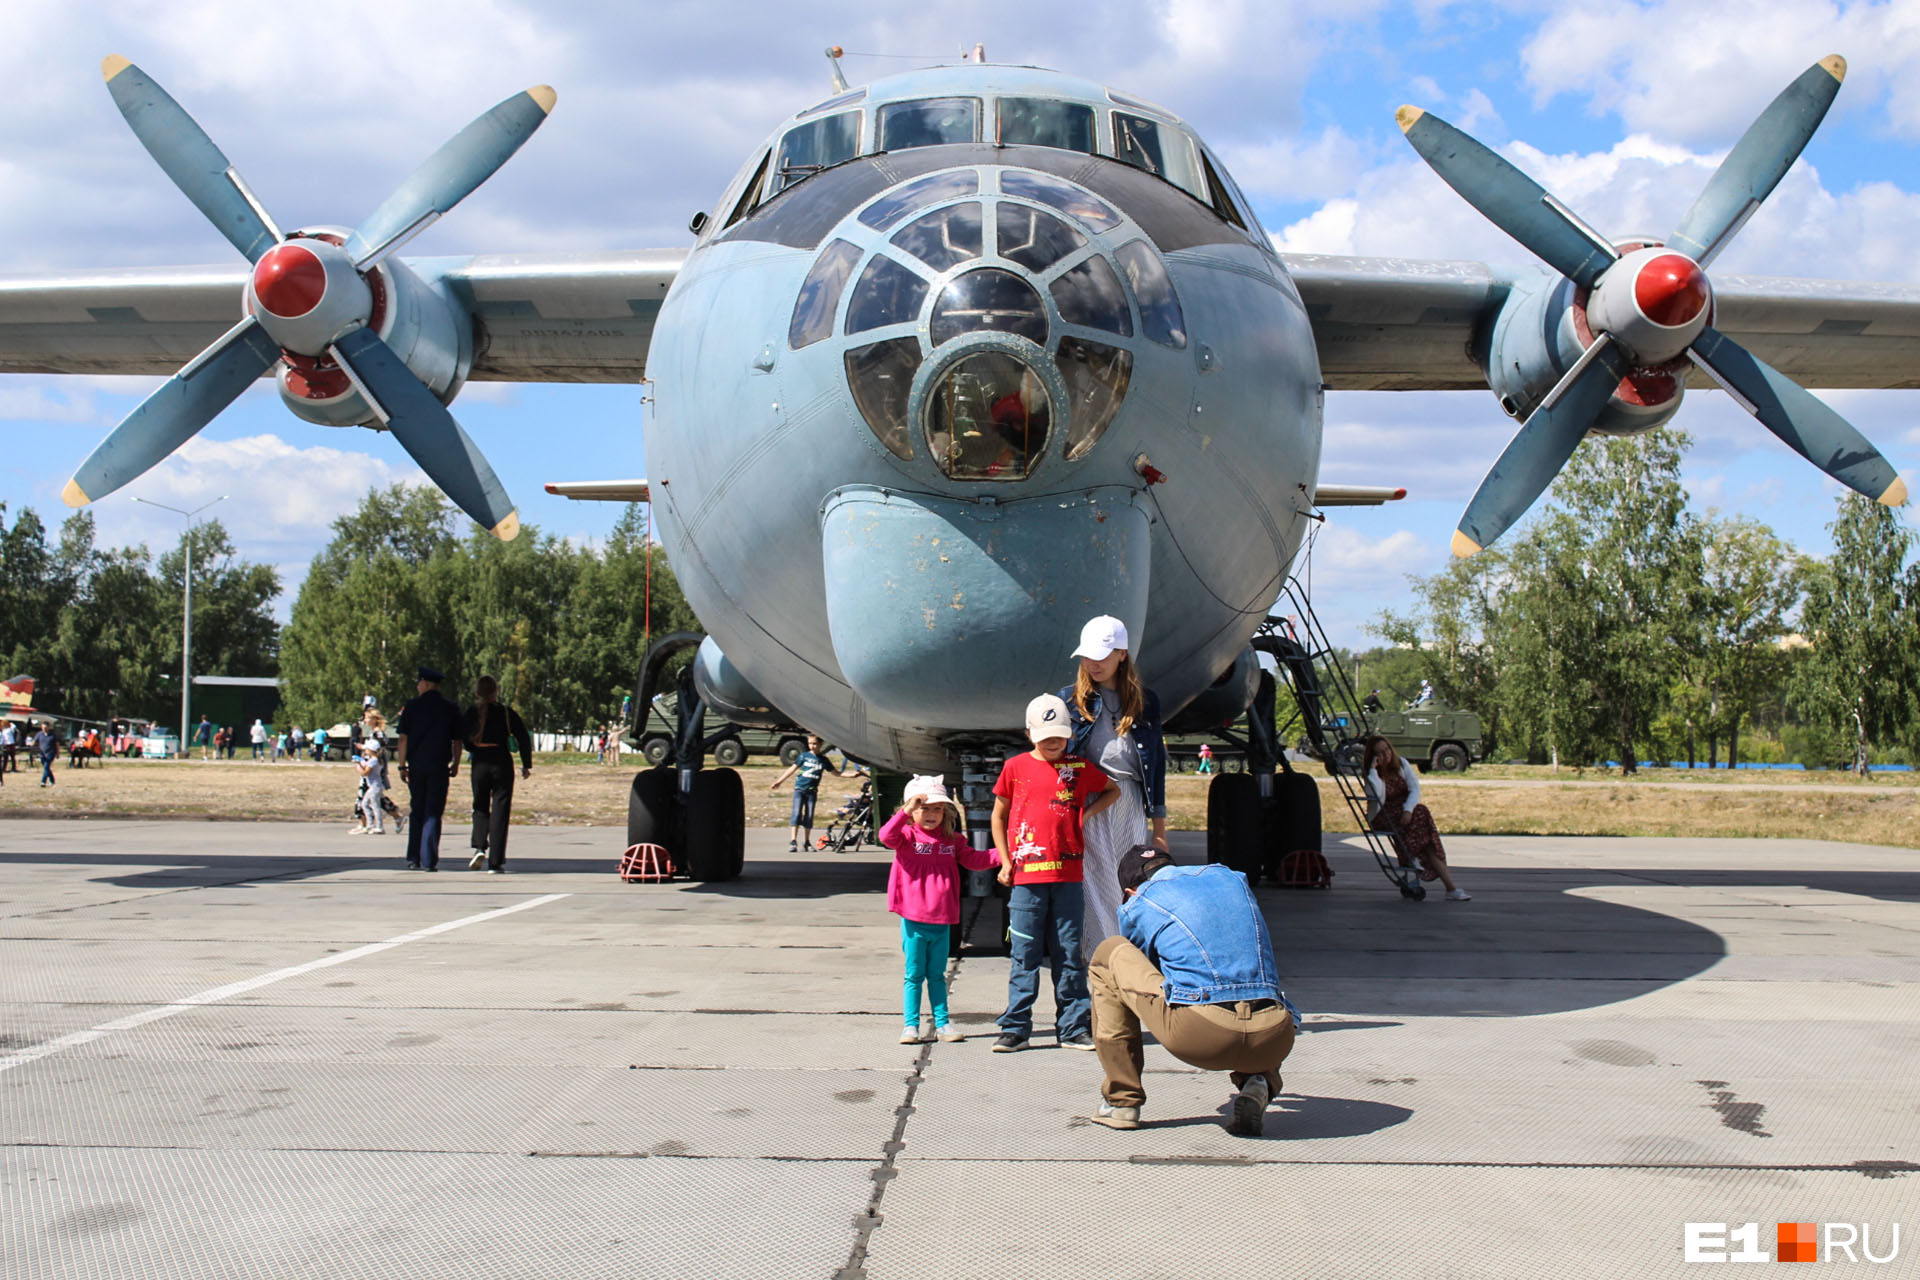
[634,696,810,768]
[1364,700,1483,772]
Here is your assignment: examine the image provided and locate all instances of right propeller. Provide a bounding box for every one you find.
[1399,55,1908,557]
[63,56,555,539]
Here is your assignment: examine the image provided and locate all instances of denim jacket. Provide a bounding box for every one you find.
[1120,864,1291,1010]
[1058,683,1167,818]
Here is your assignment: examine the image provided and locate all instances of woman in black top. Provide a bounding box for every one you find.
[463,674,532,872]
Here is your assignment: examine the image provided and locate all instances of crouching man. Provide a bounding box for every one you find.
[1089,849,1299,1136]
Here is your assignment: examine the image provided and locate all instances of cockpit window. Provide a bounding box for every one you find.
[995,204,1086,273]
[926,352,1051,481]
[999,171,1120,233]
[878,98,980,150]
[774,112,860,193]
[998,99,1095,153]
[846,338,920,459]
[789,238,863,349]
[930,268,1048,347]
[1049,257,1132,337]
[723,150,771,229]
[1198,151,1247,230]
[1113,113,1206,202]
[859,171,979,230]
[891,203,982,271]
[1056,337,1132,459]
[1115,240,1187,349]
[845,255,929,334]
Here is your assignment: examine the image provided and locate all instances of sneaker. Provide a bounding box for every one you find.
[404,862,420,871]
[1091,1100,1140,1130]
[990,1033,1028,1053]
[1060,1032,1095,1051]
[1227,1074,1270,1136]
[898,1026,925,1044]
[788,840,798,852]
[348,828,366,836]
[424,866,438,873]
[935,1026,965,1043]
[486,867,505,875]
[1446,888,1472,901]
[469,851,487,870]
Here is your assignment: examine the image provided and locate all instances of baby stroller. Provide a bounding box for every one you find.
[819,779,875,853]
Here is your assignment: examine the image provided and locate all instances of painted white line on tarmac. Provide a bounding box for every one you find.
[0,892,571,1074]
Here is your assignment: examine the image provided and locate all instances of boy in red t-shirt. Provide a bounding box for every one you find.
[990,692,1118,1052]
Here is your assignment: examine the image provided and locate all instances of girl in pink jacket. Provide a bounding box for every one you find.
[881,775,998,1044]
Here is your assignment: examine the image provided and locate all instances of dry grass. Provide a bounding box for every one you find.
[4,757,1915,849]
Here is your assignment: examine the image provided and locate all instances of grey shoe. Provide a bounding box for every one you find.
[1091,1100,1140,1130]
[1227,1074,1271,1136]
[1060,1032,1095,1051]
[991,1033,1027,1053]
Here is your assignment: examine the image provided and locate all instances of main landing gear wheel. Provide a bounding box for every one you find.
[684,767,745,882]
[628,767,678,851]
[1206,772,1262,877]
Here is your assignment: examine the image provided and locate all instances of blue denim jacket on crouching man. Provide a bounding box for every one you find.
[1120,864,1292,1010]
[1057,683,1168,819]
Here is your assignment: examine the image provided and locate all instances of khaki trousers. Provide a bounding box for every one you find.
[1088,935,1295,1109]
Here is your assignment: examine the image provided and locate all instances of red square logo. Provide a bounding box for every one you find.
[1778,1222,1818,1263]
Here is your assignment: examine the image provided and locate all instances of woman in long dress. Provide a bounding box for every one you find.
[1363,735,1470,900]
[1058,615,1169,951]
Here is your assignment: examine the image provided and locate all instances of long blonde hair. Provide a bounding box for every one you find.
[1074,652,1143,736]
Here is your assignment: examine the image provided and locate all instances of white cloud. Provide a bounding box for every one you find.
[1315,524,1431,576]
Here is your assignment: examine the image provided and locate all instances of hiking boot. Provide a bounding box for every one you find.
[990,1033,1027,1053]
[1091,1100,1140,1130]
[1227,1075,1271,1136]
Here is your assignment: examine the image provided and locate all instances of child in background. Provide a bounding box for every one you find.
[352,734,389,835]
[769,734,849,852]
[990,693,1118,1053]
[879,775,998,1044]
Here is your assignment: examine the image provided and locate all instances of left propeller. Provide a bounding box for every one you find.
[63,56,555,539]
[1400,55,1908,557]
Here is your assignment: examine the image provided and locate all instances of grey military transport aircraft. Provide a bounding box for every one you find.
[1,49,1912,879]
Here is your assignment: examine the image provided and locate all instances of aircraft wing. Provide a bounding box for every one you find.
[0,249,686,382]
[1285,254,1920,391]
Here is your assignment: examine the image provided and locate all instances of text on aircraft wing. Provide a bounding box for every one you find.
[0,250,683,381]
[1288,255,1920,392]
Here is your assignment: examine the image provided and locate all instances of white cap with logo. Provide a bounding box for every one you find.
[1025,692,1073,743]
[1071,615,1130,661]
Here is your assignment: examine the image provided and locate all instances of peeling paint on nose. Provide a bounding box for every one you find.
[820,484,1150,729]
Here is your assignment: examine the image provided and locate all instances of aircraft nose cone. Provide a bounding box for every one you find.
[1634,252,1709,328]
[252,243,328,318]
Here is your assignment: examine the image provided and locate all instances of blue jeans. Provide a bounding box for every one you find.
[999,881,1090,1040]
[901,918,950,1026]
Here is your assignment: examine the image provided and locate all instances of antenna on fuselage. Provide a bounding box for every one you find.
[825,46,849,92]
[966,43,986,63]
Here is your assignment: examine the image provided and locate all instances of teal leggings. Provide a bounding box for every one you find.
[901,918,951,1027]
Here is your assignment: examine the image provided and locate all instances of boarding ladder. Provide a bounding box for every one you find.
[1261,579,1412,894]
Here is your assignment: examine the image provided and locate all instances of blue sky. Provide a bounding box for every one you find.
[2,0,1917,649]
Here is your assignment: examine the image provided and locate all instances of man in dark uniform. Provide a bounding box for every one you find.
[395,666,462,871]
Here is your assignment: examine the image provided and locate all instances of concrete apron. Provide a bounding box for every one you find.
[2,820,1915,1278]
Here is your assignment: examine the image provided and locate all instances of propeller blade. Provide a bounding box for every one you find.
[1397,105,1619,289]
[329,327,520,539]
[1689,327,1908,506]
[101,55,280,263]
[1454,340,1632,557]
[346,85,557,268]
[1669,57,1846,267]
[64,317,281,507]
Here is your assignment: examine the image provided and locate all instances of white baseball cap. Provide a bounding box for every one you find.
[903,774,960,814]
[1071,615,1130,661]
[1025,692,1073,742]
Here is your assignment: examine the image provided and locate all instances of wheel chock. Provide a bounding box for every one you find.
[619,842,675,882]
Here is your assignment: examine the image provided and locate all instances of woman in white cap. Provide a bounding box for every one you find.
[878,776,998,1043]
[1060,614,1169,949]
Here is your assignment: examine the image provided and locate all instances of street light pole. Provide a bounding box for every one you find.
[132,495,227,757]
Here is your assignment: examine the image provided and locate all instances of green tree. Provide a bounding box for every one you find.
[1791,494,1918,774]
[1697,517,1798,767]
[1373,550,1510,754]
[155,520,280,679]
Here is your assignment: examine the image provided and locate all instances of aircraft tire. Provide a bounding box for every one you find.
[684,768,745,882]
[1262,769,1322,881]
[627,767,679,852]
[1206,772,1262,876]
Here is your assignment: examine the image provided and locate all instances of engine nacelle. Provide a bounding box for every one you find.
[259,228,473,428]
[1479,260,1687,439]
